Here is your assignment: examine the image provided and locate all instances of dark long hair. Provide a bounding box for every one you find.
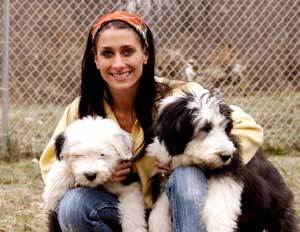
[79,20,169,154]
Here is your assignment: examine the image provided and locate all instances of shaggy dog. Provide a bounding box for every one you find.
[42,116,147,232]
[147,91,298,232]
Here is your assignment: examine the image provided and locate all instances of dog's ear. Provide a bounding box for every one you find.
[155,96,196,156]
[55,133,66,161]
[113,132,132,160]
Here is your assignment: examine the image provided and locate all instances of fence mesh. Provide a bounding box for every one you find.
[0,0,299,155]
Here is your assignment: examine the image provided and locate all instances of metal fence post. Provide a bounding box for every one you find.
[1,0,9,155]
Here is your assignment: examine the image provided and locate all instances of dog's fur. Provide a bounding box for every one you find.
[147,91,298,232]
[42,116,147,232]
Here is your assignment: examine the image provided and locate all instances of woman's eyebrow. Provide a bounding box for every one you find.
[99,44,135,49]
[99,46,112,50]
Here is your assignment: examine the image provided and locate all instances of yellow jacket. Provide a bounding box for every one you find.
[39,77,263,208]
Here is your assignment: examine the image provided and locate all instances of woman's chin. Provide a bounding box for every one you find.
[109,80,140,93]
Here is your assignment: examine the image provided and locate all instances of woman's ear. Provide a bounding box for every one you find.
[143,47,148,64]
[94,56,100,69]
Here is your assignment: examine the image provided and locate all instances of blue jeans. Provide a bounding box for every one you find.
[166,166,208,232]
[57,167,207,232]
[57,187,121,232]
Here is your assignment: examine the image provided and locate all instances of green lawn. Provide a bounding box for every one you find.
[0,153,299,231]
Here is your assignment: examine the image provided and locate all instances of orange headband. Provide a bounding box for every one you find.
[91,11,148,47]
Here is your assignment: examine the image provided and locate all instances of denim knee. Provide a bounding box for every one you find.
[166,166,208,201]
[57,187,121,232]
[165,166,208,232]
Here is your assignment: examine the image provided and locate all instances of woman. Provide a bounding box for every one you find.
[39,11,263,232]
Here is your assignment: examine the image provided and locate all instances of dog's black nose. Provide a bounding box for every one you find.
[220,153,231,163]
[84,172,97,181]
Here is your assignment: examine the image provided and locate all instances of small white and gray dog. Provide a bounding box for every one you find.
[42,116,147,232]
[147,91,298,232]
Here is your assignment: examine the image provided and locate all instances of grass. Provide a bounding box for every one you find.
[0,159,47,231]
[0,152,299,231]
[226,91,300,151]
[2,91,299,159]
[3,104,65,159]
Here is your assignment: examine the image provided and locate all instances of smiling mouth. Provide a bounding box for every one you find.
[111,71,132,80]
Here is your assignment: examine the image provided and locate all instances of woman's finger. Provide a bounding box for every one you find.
[155,160,173,178]
[109,168,131,183]
[111,175,127,182]
[115,161,132,171]
[155,160,173,171]
[114,167,131,177]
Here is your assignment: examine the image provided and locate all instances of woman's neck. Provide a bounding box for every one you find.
[110,89,137,133]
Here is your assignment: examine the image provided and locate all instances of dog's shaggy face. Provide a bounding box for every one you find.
[148,91,240,171]
[56,116,132,187]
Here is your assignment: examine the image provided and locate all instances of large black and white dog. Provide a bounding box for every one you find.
[147,91,298,232]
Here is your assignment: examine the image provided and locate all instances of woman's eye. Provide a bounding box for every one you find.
[101,50,113,58]
[123,48,134,56]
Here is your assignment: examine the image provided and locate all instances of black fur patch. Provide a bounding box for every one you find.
[150,173,166,203]
[218,102,233,135]
[54,133,65,161]
[237,148,299,231]
[122,171,140,186]
[154,94,196,155]
[48,210,62,232]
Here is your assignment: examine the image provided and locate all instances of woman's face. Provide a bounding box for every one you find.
[94,28,148,95]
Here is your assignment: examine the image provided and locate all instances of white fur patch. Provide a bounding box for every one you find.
[148,192,172,232]
[188,94,227,133]
[146,137,171,163]
[108,182,147,232]
[185,128,236,169]
[42,160,75,211]
[202,176,244,232]
[63,116,132,161]
[158,94,183,112]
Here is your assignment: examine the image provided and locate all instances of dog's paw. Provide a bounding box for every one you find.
[146,137,171,163]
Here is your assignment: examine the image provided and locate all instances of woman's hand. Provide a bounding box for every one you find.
[155,160,173,177]
[109,161,132,183]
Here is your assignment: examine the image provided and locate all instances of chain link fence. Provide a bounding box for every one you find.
[0,0,299,156]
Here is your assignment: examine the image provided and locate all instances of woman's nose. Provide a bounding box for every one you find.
[112,54,126,69]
